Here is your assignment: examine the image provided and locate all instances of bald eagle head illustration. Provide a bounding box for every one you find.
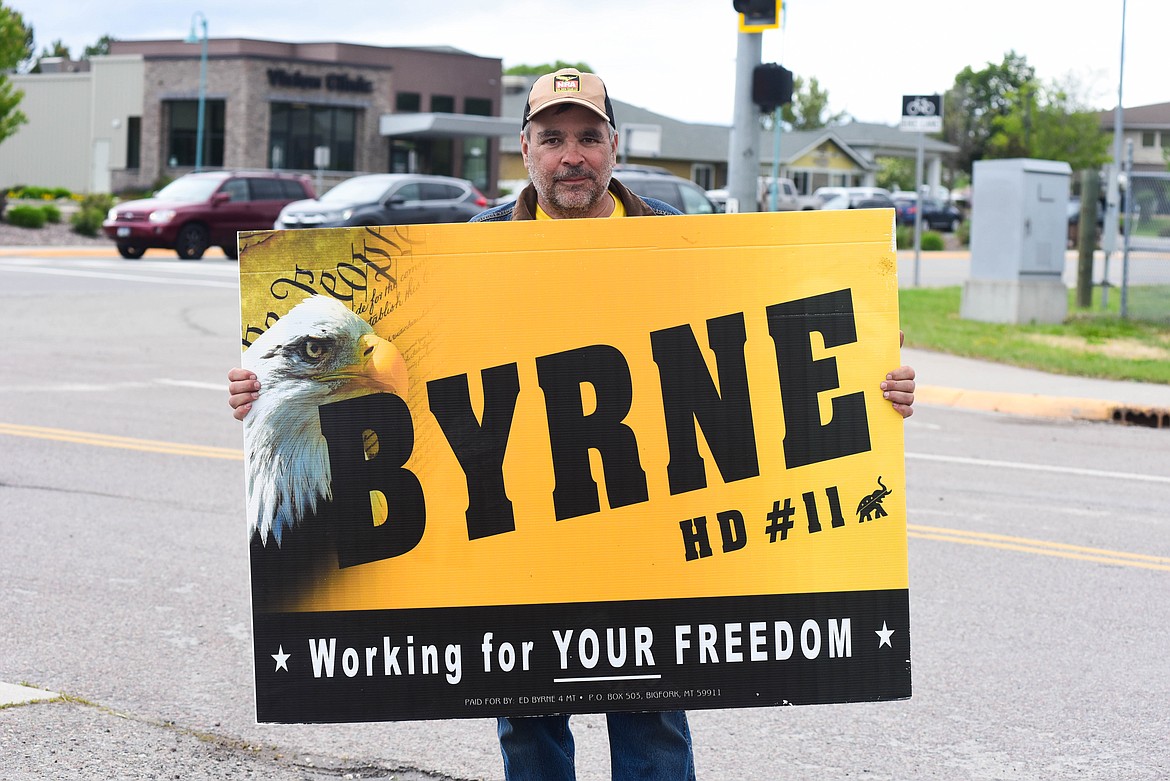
[242,295,407,547]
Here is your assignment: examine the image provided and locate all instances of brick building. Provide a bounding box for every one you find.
[0,38,517,196]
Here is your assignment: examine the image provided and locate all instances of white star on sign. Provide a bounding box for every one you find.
[875,622,895,648]
[272,645,291,672]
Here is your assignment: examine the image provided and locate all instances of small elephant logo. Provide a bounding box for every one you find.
[856,476,892,522]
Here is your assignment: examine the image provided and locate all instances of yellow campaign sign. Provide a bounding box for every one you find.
[239,209,910,723]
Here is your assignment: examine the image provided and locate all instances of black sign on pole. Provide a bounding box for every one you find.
[899,95,942,132]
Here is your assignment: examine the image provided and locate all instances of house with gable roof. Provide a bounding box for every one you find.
[1097,102,1170,172]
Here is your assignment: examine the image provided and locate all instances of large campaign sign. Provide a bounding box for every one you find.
[237,209,910,723]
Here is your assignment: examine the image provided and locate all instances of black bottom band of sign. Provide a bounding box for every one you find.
[253,590,911,723]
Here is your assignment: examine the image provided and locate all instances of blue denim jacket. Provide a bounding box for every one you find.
[473,176,681,222]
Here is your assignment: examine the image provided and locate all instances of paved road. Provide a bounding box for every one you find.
[1,252,1167,780]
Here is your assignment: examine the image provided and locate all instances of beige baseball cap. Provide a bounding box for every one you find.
[522,68,616,129]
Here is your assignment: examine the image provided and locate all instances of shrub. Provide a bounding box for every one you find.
[895,225,913,249]
[921,231,945,251]
[3,185,77,201]
[7,204,47,228]
[70,194,114,236]
[70,207,105,237]
[956,219,970,246]
[79,192,116,213]
[41,204,61,223]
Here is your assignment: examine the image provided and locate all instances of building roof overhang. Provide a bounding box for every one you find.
[378,112,519,138]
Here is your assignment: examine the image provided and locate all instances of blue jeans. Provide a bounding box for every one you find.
[497,711,696,781]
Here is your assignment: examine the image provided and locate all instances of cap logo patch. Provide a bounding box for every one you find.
[554,74,581,93]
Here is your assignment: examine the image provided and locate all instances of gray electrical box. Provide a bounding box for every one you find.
[961,158,1072,324]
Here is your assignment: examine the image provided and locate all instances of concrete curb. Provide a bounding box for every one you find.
[0,246,231,258]
[0,681,60,706]
[918,384,1170,428]
[0,246,119,257]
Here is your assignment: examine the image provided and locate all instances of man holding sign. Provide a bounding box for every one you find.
[228,67,915,781]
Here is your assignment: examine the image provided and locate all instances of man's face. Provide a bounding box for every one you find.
[522,104,618,219]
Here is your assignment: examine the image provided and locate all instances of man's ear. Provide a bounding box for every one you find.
[520,131,530,165]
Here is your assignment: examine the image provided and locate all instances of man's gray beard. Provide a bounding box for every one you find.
[532,166,613,217]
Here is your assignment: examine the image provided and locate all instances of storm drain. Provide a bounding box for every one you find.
[1110,406,1170,428]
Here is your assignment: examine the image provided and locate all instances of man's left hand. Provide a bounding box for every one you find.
[883,330,915,419]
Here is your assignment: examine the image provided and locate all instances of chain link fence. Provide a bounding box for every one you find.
[1120,171,1170,323]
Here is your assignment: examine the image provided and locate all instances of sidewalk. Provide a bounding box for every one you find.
[905,347,1169,427]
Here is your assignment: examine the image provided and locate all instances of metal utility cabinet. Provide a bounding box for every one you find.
[961,158,1072,324]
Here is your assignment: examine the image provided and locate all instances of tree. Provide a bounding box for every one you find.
[943,50,1035,175]
[30,38,68,72]
[0,4,31,145]
[875,156,916,192]
[0,5,33,71]
[505,61,593,76]
[778,75,848,131]
[84,34,114,58]
[40,38,69,58]
[985,77,1109,171]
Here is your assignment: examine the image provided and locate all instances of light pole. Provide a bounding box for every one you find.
[185,12,208,171]
[1102,0,1127,308]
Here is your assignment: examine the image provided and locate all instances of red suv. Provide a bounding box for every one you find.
[103,171,315,260]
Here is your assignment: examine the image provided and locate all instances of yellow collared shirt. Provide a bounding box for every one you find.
[536,192,625,219]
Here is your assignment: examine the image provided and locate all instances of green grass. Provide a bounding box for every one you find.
[1131,214,1170,238]
[899,285,1170,384]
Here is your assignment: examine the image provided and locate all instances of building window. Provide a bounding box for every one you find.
[126,116,141,169]
[691,163,714,190]
[1142,131,1156,148]
[396,92,421,112]
[390,139,416,173]
[268,103,357,171]
[462,136,489,191]
[462,100,493,191]
[431,95,455,113]
[165,100,225,167]
[465,97,492,116]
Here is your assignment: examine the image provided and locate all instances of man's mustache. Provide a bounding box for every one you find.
[554,167,597,183]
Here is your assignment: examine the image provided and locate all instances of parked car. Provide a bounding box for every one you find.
[707,182,821,213]
[705,188,731,212]
[814,185,890,205]
[613,165,718,215]
[1067,195,1106,247]
[821,192,897,212]
[102,171,315,260]
[890,193,964,232]
[275,173,488,230]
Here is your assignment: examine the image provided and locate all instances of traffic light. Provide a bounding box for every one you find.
[752,63,793,113]
[733,0,781,31]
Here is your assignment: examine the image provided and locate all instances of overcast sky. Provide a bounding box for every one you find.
[14,0,1162,127]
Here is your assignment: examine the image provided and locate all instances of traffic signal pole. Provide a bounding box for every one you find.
[727,31,763,213]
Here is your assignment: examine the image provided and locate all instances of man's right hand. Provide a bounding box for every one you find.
[227,367,259,421]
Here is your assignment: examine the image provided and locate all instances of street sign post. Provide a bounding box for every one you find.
[899,95,942,133]
[899,95,943,286]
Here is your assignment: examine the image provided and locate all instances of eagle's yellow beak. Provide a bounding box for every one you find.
[319,333,409,398]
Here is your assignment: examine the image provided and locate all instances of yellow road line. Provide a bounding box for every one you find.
[909,523,1170,572]
[4,421,1166,572]
[0,423,242,460]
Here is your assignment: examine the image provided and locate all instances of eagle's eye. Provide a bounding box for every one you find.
[301,338,328,362]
